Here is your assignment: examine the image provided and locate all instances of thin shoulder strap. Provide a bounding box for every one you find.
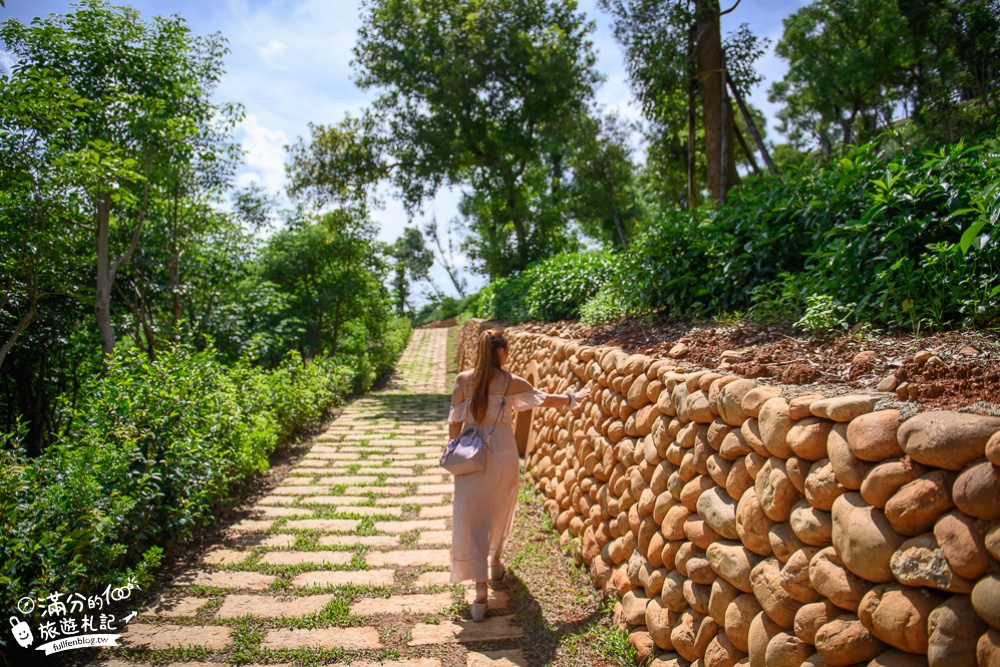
[483,372,512,445]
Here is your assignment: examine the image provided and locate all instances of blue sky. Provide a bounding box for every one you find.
[2,0,808,304]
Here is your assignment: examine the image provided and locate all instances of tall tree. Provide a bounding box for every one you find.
[0,0,233,356]
[768,0,912,152]
[258,209,390,362]
[897,0,1000,139]
[287,0,601,278]
[599,0,764,204]
[423,217,468,298]
[568,113,641,248]
[390,227,434,315]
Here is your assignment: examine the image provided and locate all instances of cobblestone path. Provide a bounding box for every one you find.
[94,328,526,667]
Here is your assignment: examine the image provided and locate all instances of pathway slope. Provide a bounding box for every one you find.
[93,328,526,667]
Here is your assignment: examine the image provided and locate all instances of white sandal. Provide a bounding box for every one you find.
[471,601,487,623]
[489,562,505,582]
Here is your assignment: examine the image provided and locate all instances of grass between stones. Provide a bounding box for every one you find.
[506,477,637,667]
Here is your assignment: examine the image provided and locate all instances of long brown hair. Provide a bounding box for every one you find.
[470,328,508,422]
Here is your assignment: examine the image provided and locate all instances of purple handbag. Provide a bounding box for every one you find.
[440,374,511,476]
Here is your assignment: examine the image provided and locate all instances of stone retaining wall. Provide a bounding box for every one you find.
[455,318,1000,667]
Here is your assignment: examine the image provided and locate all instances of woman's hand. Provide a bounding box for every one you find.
[574,384,593,403]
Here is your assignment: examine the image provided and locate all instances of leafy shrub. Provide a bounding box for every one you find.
[476,252,614,323]
[0,336,378,639]
[579,286,628,325]
[413,292,481,326]
[580,136,1000,330]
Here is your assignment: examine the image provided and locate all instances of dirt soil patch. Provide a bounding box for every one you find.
[512,315,1000,412]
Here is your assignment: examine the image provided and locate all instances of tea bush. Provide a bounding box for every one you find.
[0,333,397,635]
[475,252,614,323]
[581,137,1000,330]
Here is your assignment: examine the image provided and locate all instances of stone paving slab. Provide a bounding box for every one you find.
[261,626,382,650]
[417,484,454,494]
[349,592,452,616]
[119,623,231,649]
[257,495,299,506]
[352,660,441,667]
[215,593,334,618]
[304,452,359,459]
[375,494,445,506]
[317,476,379,485]
[296,494,369,505]
[202,548,249,565]
[345,485,409,495]
[374,519,448,534]
[296,496,345,506]
[291,569,395,588]
[258,550,355,566]
[333,505,404,517]
[141,596,207,617]
[420,506,452,519]
[417,530,452,546]
[173,570,276,590]
[467,650,528,667]
[408,616,524,646]
[273,485,330,495]
[230,519,274,532]
[297,459,334,467]
[366,549,450,568]
[415,571,453,588]
[318,534,400,548]
[282,518,361,532]
[232,534,297,548]
[251,506,313,518]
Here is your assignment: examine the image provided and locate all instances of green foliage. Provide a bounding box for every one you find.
[255,208,393,366]
[579,286,628,325]
[476,252,614,323]
[794,295,855,334]
[287,0,603,279]
[0,341,357,634]
[413,292,481,327]
[771,0,1000,151]
[770,0,912,151]
[579,137,1000,330]
[341,315,413,393]
[390,227,434,315]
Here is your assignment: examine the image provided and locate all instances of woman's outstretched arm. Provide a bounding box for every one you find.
[536,383,592,408]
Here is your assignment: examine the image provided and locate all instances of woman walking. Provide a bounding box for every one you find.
[447,328,591,621]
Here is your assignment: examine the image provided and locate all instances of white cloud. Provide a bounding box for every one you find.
[236,113,289,194]
[0,50,13,77]
[257,38,287,66]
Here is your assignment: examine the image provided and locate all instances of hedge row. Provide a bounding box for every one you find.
[462,137,1000,332]
[0,316,411,633]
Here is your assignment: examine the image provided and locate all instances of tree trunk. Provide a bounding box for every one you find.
[169,193,182,334]
[695,0,739,204]
[95,193,116,356]
[728,73,777,172]
[0,307,36,371]
[733,114,761,174]
[687,23,699,210]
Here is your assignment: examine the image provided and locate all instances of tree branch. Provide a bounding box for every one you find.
[720,0,742,16]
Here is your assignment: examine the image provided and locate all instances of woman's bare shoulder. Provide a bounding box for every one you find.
[506,373,536,393]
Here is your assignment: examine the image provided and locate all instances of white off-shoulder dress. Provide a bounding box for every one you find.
[447,371,547,583]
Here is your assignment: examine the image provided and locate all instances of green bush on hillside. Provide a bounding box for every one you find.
[583,137,1000,330]
[475,251,614,323]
